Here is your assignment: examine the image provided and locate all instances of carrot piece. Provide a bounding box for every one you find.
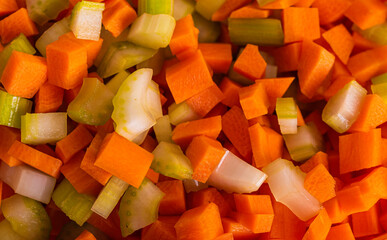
[339,128,382,174]
[344,0,387,30]
[230,2,271,19]
[352,167,387,201]
[302,208,331,240]
[95,132,153,188]
[166,50,214,104]
[259,0,299,9]
[1,51,47,98]
[0,8,38,44]
[185,135,225,183]
[146,169,159,184]
[0,126,22,167]
[34,82,64,113]
[222,106,252,160]
[211,0,251,21]
[221,217,260,240]
[7,140,62,178]
[172,116,222,150]
[294,0,314,7]
[0,0,18,17]
[282,7,320,44]
[311,0,351,25]
[300,151,328,173]
[75,230,96,240]
[322,24,354,64]
[326,223,355,240]
[55,124,93,163]
[169,14,198,59]
[190,188,231,217]
[174,203,224,240]
[298,40,335,99]
[35,144,56,158]
[351,204,382,238]
[219,77,241,108]
[102,0,137,37]
[46,38,88,90]
[213,233,233,240]
[372,233,387,240]
[142,216,179,240]
[186,83,225,117]
[233,44,266,80]
[157,180,186,216]
[304,164,336,203]
[336,185,378,216]
[352,32,380,53]
[198,43,232,74]
[272,42,302,73]
[140,134,158,152]
[323,75,355,101]
[87,213,122,240]
[239,83,270,119]
[234,194,273,215]
[230,211,274,234]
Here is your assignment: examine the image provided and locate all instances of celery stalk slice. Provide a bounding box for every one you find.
[276,97,297,134]
[173,0,195,20]
[195,0,226,20]
[0,219,28,240]
[153,115,173,143]
[106,71,130,94]
[138,0,174,15]
[168,101,200,125]
[26,0,69,26]
[371,83,387,105]
[192,12,221,43]
[0,90,32,129]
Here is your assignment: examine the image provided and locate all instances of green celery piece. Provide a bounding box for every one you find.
[119,178,164,237]
[195,0,226,20]
[127,13,176,49]
[21,112,67,145]
[138,0,174,15]
[97,41,157,78]
[257,0,276,7]
[136,48,165,75]
[371,73,387,85]
[91,176,129,219]
[106,70,130,94]
[0,220,27,240]
[0,90,32,129]
[35,17,70,56]
[168,101,200,125]
[67,78,114,126]
[322,80,367,133]
[228,18,284,46]
[70,1,105,41]
[2,194,51,240]
[52,179,95,226]
[276,97,297,134]
[151,141,193,179]
[26,0,69,25]
[192,12,221,43]
[173,0,195,20]
[0,33,36,77]
[371,83,387,105]
[353,23,387,46]
[153,115,173,143]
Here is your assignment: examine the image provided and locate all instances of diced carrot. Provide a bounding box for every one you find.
[233,44,266,80]
[239,83,270,119]
[323,75,355,101]
[213,233,234,240]
[102,0,137,37]
[230,211,274,234]
[326,223,355,240]
[331,58,352,79]
[75,230,96,240]
[322,24,354,64]
[146,169,159,184]
[259,0,299,9]
[95,132,153,188]
[352,167,387,201]
[35,144,56,158]
[190,188,231,217]
[0,0,18,17]
[300,151,329,173]
[336,185,378,216]
[230,2,271,19]
[63,84,82,105]
[7,140,62,178]
[221,217,260,240]
[0,8,38,44]
[372,233,387,240]
[142,216,179,240]
[344,0,387,30]
[212,0,251,21]
[206,103,228,118]
[0,126,22,167]
[87,213,122,240]
[234,194,273,215]
[351,203,382,238]
[219,77,241,108]
[304,163,336,203]
[140,134,158,152]
[272,42,302,73]
[311,0,352,25]
[186,83,225,117]
[156,180,185,216]
[283,7,320,44]
[169,14,198,59]
[34,82,64,113]
[302,208,331,240]
[198,43,232,74]
[294,0,314,7]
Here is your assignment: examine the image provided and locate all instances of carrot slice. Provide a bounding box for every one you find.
[0,126,22,167]
[283,7,320,44]
[311,0,352,25]
[233,44,266,80]
[142,216,179,240]
[230,2,271,19]
[157,180,186,215]
[230,211,274,234]
[304,163,336,203]
[211,0,251,21]
[234,194,273,215]
[75,230,96,240]
[169,14,198,59]
[326,223,355,240]
[300,151,329,173]
[34,82,64,113]
[0,8,38,44]
[302,208,332,240]
[186,84,225,117]
[198,43,232,74]
[344,0,387,30]
[272,42,302,73]
[351,203,382,238]
[239,83,270,119]
[221,217,260,239]
[190,187,231,217]
[322,24,354,64]
[102,0,137,37]
[219,77,242,108]
[0,0,18,17]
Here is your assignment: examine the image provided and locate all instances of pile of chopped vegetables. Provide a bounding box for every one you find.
[1,0,387,239]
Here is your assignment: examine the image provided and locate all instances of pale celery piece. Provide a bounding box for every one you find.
[52,179,95,226]
[70,1,105,41]
[322,80,367,133]
[35,17,70,56]
[97,41,157,78]
[257,0,276,7]
[276,97,297,134]
[112,68,162,144]
[151,141,193,179]
[263,159,321,221]
[153,115,173,143]
[192,12,221,43]
[26,0,69,25]
[195,0,226,20]
[2,194,51,240]
[138,0,174,15]
[173,0,195,20]
[0,162,56,204]
[137,48,165,75]
[353,23,387,46]
[91,176,129,219]
[207,149,267,193]
[168,101,200,125]
[228,18,284,46]
[0,90,32,129]
[119,178,164,237]
[0,219,28,240]
[68,78,114,126]
[0,33,36,77]
[283,123,324,162]
[21,112,67,145]
[183,179,208,193]
[106,70,130,94]
[127,13,176,49]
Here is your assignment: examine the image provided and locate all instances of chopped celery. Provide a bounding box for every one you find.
[91,176,129,219]
[353,23,387,46]
[183,179,208,193]
[2,194,51,240]
[257,0,276,7]
[112,68,162,143]
[371,83,387,104]
[173,0,195,20]
[192,12,221,43]
[0,162,56,204]
[97,41,157,78]
[322,80,367,133]
[228,18,284,46]
[263,159,321,221]
[26,0,69,25]
[137,48,165,75]
[153,115,173,143]
[0,219,27,240]
[138,0,174,15]
[52,179,95,226]
[151,141,193,179]
[168,101,200,125]
[195,0,226,20]
[207,149,267,193]
[276,97,297,134]
[283,123,324,162]
[35,17,70,56]
[119,178,164,237]
[70,1,105,41]
[21,112,67,145]
[372,73,387,85]
[0,90,32,129]
[106,71,130,94]
[67,78,114,126]
[127,13,176,49]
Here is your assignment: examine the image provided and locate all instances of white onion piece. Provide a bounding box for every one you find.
[262,158,321,221]
[183,179,208,193]
[207,149,267,193]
